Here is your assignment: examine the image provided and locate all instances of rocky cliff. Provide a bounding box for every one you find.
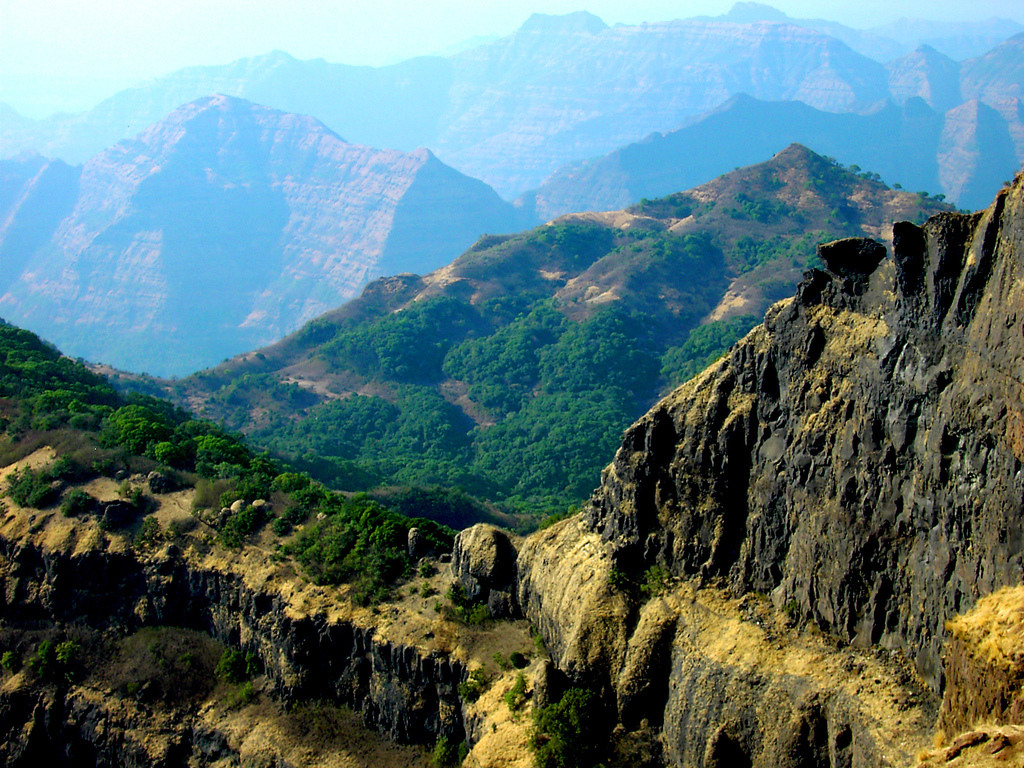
[505,170,1024,763]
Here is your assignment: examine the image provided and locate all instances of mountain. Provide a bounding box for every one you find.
[870,16,1024,61]
[887,45,963,113]
[1,169,1021,768]
[1,14,896,198]
[715,3,1024,61]
[148,146,950,515]
[960,32,1024,104]
[0,95,527,376]
[520,90,1024,219]
[5,10,1021,200]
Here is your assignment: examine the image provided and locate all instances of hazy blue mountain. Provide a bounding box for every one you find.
[887,45,963,113]
[960,33,1024,104]
[0,12,896,197]
[712,3,1024,61]
[3,7,1019,201]
[519,89,1023,219]
[0,95,528,376]
[870,17,1024,61]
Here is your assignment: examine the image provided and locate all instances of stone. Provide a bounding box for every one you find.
[408,527,426,560]
[452,524,519,611]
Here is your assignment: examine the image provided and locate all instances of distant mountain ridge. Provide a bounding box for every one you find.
[520,89,1023,219]
[0,95,527,376]
[3,6,1021,199]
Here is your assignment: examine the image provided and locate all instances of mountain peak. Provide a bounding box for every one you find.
[723,2,790,23]
[519,11,608,35]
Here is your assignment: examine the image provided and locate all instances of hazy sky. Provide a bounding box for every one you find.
[3,0,1023,118]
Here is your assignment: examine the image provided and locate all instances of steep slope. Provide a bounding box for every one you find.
[158,146,950,516]
[0,95,526,376]
[503,169,1024,764]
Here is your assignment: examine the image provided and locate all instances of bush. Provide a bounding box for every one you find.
[4,467,59,508]
[219,504,268,549]
[458,667,490,703]
[215,648,258,684]
[444,584,491,625]
[531,687,604,768]
[135,516,162,549]
[505,672,528,713]
[431,735,467,768]
[60,488,95,517]
[640,565,671,598]
[28,639,80,683]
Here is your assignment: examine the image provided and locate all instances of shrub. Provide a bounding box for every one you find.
[215,648,259,684]
[640,565,671,598]
[431,735,466,768]
[135,516,162,549]
[4,467,59,508]
[531,687,604,768]
[505,672,528,713]
[444,584,491,625]
[61,488,95,517]
[28,639,79,683]
[458,667,490,703]
[219,504,268,549]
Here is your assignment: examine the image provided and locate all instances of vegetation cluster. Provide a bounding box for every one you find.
[0,323,453,604]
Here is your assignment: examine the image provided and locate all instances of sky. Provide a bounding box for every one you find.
[3,0,1023,118]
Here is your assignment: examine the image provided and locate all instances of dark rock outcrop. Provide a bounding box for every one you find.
[582,174,1024,690]
[514,170,1024,764]
[0,532,466,750]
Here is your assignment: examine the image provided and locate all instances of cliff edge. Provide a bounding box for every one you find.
[510,170,1024,764]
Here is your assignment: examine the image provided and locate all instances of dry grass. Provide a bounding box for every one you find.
[945,586,1024,669]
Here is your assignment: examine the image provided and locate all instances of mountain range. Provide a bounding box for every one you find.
[519,88,1022,219]
[3,6,1022,201]
[0,95,527,376]
[140,145,951,514]
[1,155,1022,768]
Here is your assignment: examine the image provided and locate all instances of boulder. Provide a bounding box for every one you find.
[452,524,519,615]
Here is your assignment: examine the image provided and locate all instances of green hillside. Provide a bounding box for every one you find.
[0,321,455,605]
[158,145,953,519]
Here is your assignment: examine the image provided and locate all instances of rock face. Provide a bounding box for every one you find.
[509,171,1024,763]
[938,585,1024,735]
[0,95,526,375]
[0,533,467,752]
